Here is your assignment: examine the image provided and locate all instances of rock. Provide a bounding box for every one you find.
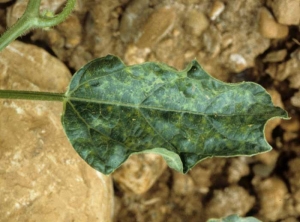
[291,91,300,108]
[184,10,209,36]
[124,44,151,65]
[229,53,248,71]
[113,153,167,194]
[119,0,151,43]
[209,1,225,20]
[283,131,299,142]
[136,7,176,48]
[263,49,287,63]
[189,165,212,194]
[281,113,300,142]
[288,158,300,214]
[227,157,250,184]
[78,0,121,58]
[253,163,275,178]
[205,185,255,219]
[53,14,82,49]
[258,7,289,39]
[269,0,300,25]
[287,49,300,88]
[281,218,299,222]
[254,177,288,221]
[267,49,300,88]
[201,25,222,58]
[253,150,279,177]
[0,41,113,222]
[205,1,270,73]
[190,158,227,194]
[289,74,300,89]
[254,149,279,166]
[172,171,195,196]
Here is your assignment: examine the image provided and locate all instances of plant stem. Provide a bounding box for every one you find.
[0,0,76,51]
[0,90,65,102]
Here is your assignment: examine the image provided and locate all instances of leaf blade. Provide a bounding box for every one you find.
[62,55,288,174]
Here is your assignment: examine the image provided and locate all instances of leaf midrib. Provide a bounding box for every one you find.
[65,96,274,118]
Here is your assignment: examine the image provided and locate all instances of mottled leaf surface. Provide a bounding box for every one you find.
[62,55,288,174]
[207,214,262,222]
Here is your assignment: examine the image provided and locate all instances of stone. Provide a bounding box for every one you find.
[189,165,212,194]
[184,10,209,37]
[258,7,289,39]
[253,163,275,178]
[119,0,151,43]
[204,1,270,73]
[254,177,288,221]
[227,157,250,184]
[254,149,279,167]
[287,158,300,214]
[270,0,300,25]
[291,91,300,108]
[0,41,113,222]
[205,185,255,219]
[136,7,176,48]
[253,149,279,176]
[124,44,151,65]
[54,14,82,49]
[209,1,225,20]
[281,113,300,133]
[172,171,195,196]
[263,49,287,63]
[113,153,167,194]
[288,158,300,191]
[267,49,300,88]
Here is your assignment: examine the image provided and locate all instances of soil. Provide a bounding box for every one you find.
[1,0,300,221]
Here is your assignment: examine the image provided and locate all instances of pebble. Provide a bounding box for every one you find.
[172,171,195,195]
[263,49,287,63]
[253,150,279,177]
[267,49,300,87]
[113,153,167,194]
[253,163,275,178]
[184,10,209,36]
[205,185,255,218]
[209,1,225,20]
[136,7,176,48]
[227,157,250,184]
[229,53,248,71]
[280,113,300,132]
[291,91,300,108]
[254,149,279,166]
[254,177,288,221]
[287,158,300,214]
[258,7,289,39]
[270,0,300,25]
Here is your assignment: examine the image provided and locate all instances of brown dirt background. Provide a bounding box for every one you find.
[1,0,300,221]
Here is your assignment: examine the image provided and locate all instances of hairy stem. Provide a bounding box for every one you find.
[0,0,76,51]
[0,90,65,102]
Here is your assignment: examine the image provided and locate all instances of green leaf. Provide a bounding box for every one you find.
[61,55,288,174]
[207,214,262,222]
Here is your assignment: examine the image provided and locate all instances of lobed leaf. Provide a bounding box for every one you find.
[61,55,288,174]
